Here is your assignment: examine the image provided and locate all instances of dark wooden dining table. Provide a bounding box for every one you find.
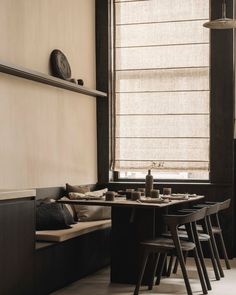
[59,195,204,284]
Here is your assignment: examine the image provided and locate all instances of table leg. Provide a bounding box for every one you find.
[110,206,166,284]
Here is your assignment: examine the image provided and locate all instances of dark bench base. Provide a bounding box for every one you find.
[36,227,111,295]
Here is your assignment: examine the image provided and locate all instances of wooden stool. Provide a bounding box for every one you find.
[206,199,231,269]
[134,208,208,295]
[170,203,222,281]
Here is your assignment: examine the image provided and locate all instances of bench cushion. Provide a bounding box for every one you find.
[36,219,111,242]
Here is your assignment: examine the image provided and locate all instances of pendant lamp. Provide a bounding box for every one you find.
[203,0,236,29]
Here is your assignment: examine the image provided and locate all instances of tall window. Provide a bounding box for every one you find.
[113,0,210,180]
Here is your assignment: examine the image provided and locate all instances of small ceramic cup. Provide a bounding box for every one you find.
[163,188,172,195]
[150,189,160,198]
[125,189,134,199]
[105,191,115,201]
[137,188,145,196]
[131,191,141,201]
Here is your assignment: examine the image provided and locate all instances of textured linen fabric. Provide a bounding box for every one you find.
[68,188,110,221]
[114,0,210,177]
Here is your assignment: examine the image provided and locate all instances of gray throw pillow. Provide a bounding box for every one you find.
[77,205,111,221]
[66,183,90,194]
[68,188,110,221]
[60,196,77,221]
[36,203,72,230]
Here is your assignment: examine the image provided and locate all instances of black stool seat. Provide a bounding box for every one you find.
[197,226,221,234]
[163,231,210,242]
[134,208,208,295]
[211,226,222,234]
[141,237,195,252]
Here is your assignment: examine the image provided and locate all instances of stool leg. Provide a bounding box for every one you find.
[148,253,160,290]
[173,257,179,274]
[171,232,193,295]
[155,253,167,285]
[203,218,220,280]
[197,244,211,290]
[172,251,187,274]
[177,251,192,295]
[207,238,221,280]
[193,248,208,294]
[207,216,224,277]
[192,224,211,290]
[166,255,174,277]
[215,212,231,269]
[218,232,231,269]
[184,251,188,263]
[134,248,149,295]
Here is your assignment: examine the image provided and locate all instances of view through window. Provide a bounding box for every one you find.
[113,0,210,180]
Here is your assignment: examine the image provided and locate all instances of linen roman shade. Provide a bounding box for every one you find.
[114,0,210,177]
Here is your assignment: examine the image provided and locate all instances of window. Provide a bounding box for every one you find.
[113,0,210,180]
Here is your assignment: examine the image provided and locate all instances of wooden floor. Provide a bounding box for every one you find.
[51,258,236,295]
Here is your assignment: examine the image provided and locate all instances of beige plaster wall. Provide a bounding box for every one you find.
[0,0,97,189]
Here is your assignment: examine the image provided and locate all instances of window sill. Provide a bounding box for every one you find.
[108,181,232,187]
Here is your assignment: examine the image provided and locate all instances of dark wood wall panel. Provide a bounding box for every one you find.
[96,0,111,184]
[234,140,236,255]
[0,198,35,295]
[209,0,235,256]
[210,0,234,184]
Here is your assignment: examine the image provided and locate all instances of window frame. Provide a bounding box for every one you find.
[96,0,235,186]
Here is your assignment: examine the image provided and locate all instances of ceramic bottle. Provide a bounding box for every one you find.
[145,169,153,197]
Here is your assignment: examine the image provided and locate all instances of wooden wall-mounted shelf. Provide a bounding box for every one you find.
[0,60,107,98]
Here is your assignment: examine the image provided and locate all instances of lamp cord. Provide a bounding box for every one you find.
[222,0,227,19]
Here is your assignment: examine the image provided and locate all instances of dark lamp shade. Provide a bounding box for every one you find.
[203,1,236,29]
[203,18,236,29]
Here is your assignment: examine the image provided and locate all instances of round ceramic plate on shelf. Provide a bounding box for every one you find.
[50,49,71,80]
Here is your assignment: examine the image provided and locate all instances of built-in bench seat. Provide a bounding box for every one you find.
[35,186,111,295]
[36,219,111,242]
